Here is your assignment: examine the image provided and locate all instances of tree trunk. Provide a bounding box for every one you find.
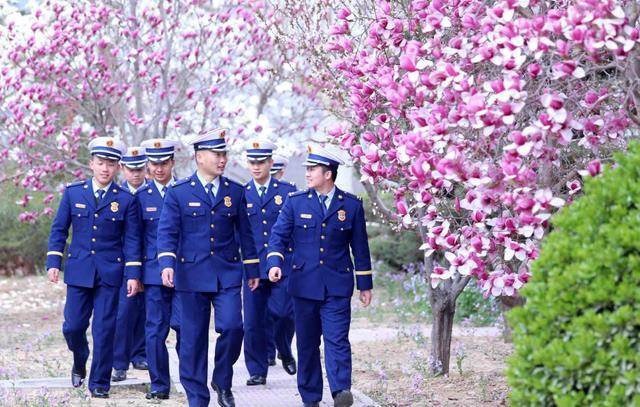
[422,254,470,376]
[429,291,456,375]
[498,295,526,343]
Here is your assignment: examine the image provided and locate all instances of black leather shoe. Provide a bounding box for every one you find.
[111,369,127,382]
[132,360,149,370]
[268,358,276,366]
[246,375,266,386]
[146,391,170,400]
[333,390,353,407]
[303,403,320,407]
[91,388,109,398]
[71,364,86,388]
[211,382,235,407]
[282,357,297,375]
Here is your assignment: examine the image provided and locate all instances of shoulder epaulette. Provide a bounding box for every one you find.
[290,189,309,197]
[172,177,191,187]
[65,180,86,188]
[278,179,296,189]
[342,191,362,201]
[223,177,244,188]
[114,183,134,196]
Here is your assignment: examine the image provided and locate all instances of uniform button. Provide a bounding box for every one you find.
[210,237,214,242]
[263,243,268,247]
[143,256,147,260]
[91,250,95,254]
[261,209,266,213]
[211,210,215,215]
[319,260,324,265]
[181,258,185,262]
[117,257,121,262]
[210,251,214,255]
[93,225,97,230]
[111,218,116,221]
[94,214,98,218]
[303,225,307,229]
[150,218,154,221]
[262,220,267,224]
[91,238,96,242]
[210,224,214,228]
[322,223,326,227]
[320,248,324,252]
[321,235,325,239]
[263,232,268,236]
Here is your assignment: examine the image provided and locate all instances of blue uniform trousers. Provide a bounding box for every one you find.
[113,281,146,370]
[145,284,181,394]
[179,287,243,407]
[63,279,119,392]
[243,278,295,376]
[293,295,352,403]
[268,277,295,361]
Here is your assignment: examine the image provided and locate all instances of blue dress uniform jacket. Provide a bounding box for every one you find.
[156,173,260,291]
[137,182,166,285]
[46,180,143,286]
[267,187,373,300]
[244,178,297,279]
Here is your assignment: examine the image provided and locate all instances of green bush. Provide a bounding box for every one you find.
[0,183,53,275]
[507,144,640,406]
[363,193,424,270]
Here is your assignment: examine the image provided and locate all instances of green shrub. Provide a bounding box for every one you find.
[0,183,53,275]
[507,143,640,406]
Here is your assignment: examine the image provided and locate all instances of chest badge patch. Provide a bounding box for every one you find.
[146,207,157,212]
[337,209,346,221]
[224,196,232,207]
[274,195,283,205]
[110,202,119,213]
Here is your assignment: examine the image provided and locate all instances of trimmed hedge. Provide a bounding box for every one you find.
[507,144,640,406]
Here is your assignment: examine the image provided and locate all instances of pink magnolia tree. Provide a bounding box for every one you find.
[0,0,323,221]
[274,0,640,374]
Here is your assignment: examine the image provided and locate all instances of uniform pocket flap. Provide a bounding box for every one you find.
[71,207,89,217]
[179,252,197,263]
[185,207,205,217]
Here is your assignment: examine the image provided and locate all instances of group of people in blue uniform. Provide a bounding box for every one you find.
[46,129,373,407]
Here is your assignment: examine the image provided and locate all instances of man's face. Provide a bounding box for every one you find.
[196,150,227,178]
[89,156,119,186]
[248,158,272,183]
[272,169,284,180]
[305,165,331,189]
[148,159,175,184]
[121,165,146,188]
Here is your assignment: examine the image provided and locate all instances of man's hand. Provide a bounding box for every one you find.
[47,268,60,284]
[269,267,282,283]
[247,278,260,291]
[127,279,141,297]
[162,268,174,288]
[359,290,372,307]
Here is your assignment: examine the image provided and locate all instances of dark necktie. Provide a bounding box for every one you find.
[259,186,267,203]
[96,189,105,205]
[207,183,216,205]
[161,186,167,197]
[320,194,328,216]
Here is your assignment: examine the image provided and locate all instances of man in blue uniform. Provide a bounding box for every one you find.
[265,154,296,368]
[157,128,260,407]
[267,145,373,407]
[112,146,149,382]
[242,140,297,386]
[46,137,142,398]
[137,138,181,400]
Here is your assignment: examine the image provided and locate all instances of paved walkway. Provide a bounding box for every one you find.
[167,340,378,406]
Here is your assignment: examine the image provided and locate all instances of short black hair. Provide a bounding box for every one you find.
[319,164,338,182]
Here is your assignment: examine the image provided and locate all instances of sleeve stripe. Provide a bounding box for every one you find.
[158,252,176,259]
[355,270,373,276]
[266,252,284,260]
[47,251,64,257]
[125,261,142,266]
[243,259,260,264]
